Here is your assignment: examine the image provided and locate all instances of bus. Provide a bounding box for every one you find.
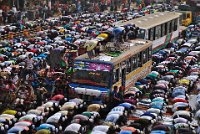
[178,11,192,26]
[69,39,152,100]
[114,12,181,53]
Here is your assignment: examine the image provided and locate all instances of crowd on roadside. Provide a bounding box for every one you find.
[0,23,199,133]
[0,2,199,133]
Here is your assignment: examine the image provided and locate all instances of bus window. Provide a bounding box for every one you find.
[132,56,138,70]
[137,29,146,39]
[174,19,178,31]
[138,51,143,66]
[171,20,174,32]
[150,28,154,40]
[169,21,172,33]
[143,49,148,63]
[167,22,170,34]
[127,59,132,73]
[113,68,120,83]
[179,14,183,25]
[148,29,151,40]
[155,25,161,39]
[165,22,167,35]
[161,24,165,37]
[187,13,190,18]
[148,47,152,60]
[183,12,187,20]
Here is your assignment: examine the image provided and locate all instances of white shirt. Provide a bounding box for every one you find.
[64,123,81,133]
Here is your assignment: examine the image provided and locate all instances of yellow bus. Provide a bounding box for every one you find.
[114,12,181,53]
[178,11,192,26]
[69,39,152,99]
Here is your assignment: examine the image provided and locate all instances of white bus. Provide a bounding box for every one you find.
[115,12,182,53]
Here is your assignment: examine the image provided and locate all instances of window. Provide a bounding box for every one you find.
[127,59,132,73]
[161,24,164,37]
[137,29,146,39]
[171,20,174,32]
[143,49,148,63]
[183,12,187,20]
[132,56,138,70]
[149,28,154,40]
[113,68,119,83]
[148,46,152,60]
[166,22,170,34]
[187,13,190,18]
[155,25,161,39]
[138,51,143,66]
[174,19,178,31]
[169,21,172,33]
[148,29,151,40]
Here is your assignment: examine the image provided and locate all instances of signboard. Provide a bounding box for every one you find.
[74,61,112,72]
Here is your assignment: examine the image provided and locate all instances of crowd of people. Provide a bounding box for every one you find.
[0,1,199,134]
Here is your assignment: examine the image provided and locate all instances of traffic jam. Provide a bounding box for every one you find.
[0,3,200,134]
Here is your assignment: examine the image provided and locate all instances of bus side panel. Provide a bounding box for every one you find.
[113,60,152,90]
[152,30,179,53]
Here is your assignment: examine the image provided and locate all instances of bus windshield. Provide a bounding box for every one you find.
[71,61,113,88]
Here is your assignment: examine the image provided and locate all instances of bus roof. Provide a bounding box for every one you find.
[75,39,152,66]
[114,12,182,29]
